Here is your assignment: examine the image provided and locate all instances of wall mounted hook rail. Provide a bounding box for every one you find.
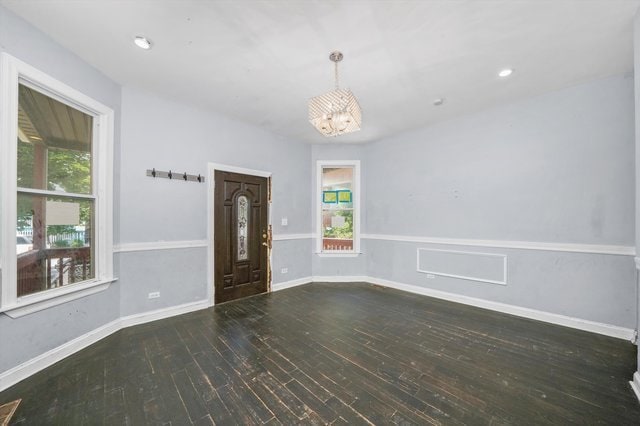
[146,168,205,183]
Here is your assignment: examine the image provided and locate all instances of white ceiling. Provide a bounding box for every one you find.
[2,0,639,144]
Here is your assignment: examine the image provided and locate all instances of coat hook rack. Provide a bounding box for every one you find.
[146,168,205,183]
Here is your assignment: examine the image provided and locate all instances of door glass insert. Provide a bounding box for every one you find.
[237,195,249,261]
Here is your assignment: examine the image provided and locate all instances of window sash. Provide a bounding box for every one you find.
[316,160,361,254]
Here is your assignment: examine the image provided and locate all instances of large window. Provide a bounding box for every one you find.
[316,160,360,255]
[1,54,114,316]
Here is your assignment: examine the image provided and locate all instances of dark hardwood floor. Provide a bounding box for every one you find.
[1,282,639,425]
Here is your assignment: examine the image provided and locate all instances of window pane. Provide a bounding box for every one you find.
[322,167,353,210]
[322,166,355,251]
[17,84,93,194]
[322,210,353,251]
[17,193,95,297]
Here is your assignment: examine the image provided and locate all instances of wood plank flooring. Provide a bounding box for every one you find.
[1,282,639,425]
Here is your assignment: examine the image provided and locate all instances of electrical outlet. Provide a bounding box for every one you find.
[281,217,288,226]
[426,274,435,279]
[148,291,160,299]
[281,268,288,274]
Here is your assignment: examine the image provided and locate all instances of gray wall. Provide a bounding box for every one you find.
[118,87,313,316]
[366,75,634,244]
[364,74,636,328]
[0,5,122,373]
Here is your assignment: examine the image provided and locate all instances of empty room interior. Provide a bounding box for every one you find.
[2,0,640,424]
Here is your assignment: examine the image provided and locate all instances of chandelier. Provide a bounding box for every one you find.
[309,51,362,137]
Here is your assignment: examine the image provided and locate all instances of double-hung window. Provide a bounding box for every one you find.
[0,54,114,316]
[316,160,361,255]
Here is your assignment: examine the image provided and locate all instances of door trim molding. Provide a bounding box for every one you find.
[207,163,271,178]
[207,163,272,307]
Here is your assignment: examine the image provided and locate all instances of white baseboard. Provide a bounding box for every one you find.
[0,299,209,392]
[275,275,633,341]
[272,277,313,292]
[120,300,209,328]
[365,276,635,341]
[272,275,366,291]
[272,275,367,290]
[631,372,640,403]
[0,318,121,393]
[311,275,368,283]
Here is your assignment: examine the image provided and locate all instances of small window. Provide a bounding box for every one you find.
[317,161,360,254]
[16,84,96,297]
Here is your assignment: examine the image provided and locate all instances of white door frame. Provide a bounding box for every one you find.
[207,163,272,306]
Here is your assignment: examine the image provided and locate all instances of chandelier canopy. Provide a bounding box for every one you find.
[309,51,362,137]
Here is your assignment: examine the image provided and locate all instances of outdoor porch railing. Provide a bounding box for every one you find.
[17,247,92,297]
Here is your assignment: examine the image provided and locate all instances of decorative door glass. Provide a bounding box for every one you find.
[237,195,249,261]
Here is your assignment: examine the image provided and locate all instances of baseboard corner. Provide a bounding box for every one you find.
[272,276,313,292]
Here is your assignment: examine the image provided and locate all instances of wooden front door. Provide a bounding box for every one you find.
[214,170,270,303]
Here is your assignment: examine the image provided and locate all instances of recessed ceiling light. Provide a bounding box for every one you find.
[498,68,513,78]
[134,36,152,50]
[433,98,445,106]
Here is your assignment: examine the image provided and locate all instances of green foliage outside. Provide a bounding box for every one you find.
[323,210,354,239]
[52,239,70,248]
[17,140,92,244]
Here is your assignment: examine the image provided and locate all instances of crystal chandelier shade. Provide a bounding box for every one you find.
[309,51,362,137]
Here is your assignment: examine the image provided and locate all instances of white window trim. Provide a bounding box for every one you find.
[0,53,115,316]
[316,160,361,255]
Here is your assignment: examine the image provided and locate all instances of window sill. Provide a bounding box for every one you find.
[316,252,361,258]
[0,277,118,318]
